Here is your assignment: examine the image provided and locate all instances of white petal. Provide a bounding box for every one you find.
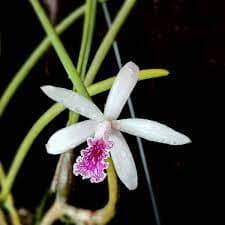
[113,119,191,145]
[41,85,103,120]
[104,62,139,119]
[46,120,98,154]
[109,131,138,190]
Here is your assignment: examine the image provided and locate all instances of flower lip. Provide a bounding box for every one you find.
[73,137,113,183]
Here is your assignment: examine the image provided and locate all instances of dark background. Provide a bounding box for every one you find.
[1,0,224,224]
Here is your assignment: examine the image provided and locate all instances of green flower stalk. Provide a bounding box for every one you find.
[77,0,97,78]
[29,0,89,98]
[0,164,21,225]
[84,0,137,86]
[69,0,97,126]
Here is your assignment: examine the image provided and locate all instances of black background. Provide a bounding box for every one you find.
[1,0,224,225]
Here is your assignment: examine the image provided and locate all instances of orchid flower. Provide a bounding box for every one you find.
[41,62,191,190]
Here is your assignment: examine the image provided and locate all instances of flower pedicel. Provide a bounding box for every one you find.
[41,62,191,190]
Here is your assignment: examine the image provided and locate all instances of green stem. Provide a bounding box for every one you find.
[84,0,137,86]
[5,203,21,225]
[39,202,62,225]
[0,164,22,225]
[34,190,52,225]
[77,0,97,78]
[29,0,89,98]
[0,5,85,116]
[0,68,169,203]
[88,68,169,96]
[0,209,8,225]
[99,158,118,224]
[0,104,64,202]
[69,0,97,125]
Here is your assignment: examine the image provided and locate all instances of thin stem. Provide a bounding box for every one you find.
[88,69,169,96]
[95,158,118,224]
[0,209,8,225]
[5,204,21,225]
[39,202,62,225]
[0,104,65,202]
[54,152,74,202]
[0,166,8,225]
[34,191,52,225]
[84,0,137,86]
[0,5,85,116]
[29,0,89,98]
[0,163,4,184]
[77,0,97,78]
[107,159,118,210]
[0,164,22,225]
[61,204,92,225]
[69,0,97,125]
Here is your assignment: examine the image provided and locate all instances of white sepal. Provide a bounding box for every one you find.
[109,131,138,190]
[41,85,103,120]
[114,118,191,145]
[104,62,139,120]
[46,120,98,154]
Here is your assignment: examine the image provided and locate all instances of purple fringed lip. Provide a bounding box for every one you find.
[73,137,113,183]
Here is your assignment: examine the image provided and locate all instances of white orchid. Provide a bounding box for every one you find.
[41,62,191,190]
